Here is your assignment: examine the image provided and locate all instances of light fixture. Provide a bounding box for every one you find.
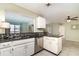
[46,3,51,7]
[67,20,71,23]
[0,21,10,28]
[72,25,76,29]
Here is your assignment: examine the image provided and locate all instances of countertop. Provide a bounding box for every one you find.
[46,35,63,38]
[0,32,44,43]
[0,32,63,43]
[0,37,35,43]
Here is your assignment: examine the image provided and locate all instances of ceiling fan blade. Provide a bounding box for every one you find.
[72,17,78,19]
[46,3,51,7]
[71,18,78,20]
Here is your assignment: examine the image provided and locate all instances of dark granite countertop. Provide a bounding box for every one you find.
[0,37,35,43]
[44,33,63,38]
[46,35,63,38]
[0,32,44,43]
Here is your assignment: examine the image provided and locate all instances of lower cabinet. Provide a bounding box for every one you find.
[25,42,34,56]
[44,37,51,51]
[44,37,62,55]
[13,44,25,56]
[13,42,34,56]
[0,38,35,56]
[0,47,13,56]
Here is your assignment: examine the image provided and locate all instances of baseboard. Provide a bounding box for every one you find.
[31,49,62,56]
[31,49,44,56]
[44,49,62,56]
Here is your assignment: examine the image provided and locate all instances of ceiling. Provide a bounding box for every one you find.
[15,3,79,24]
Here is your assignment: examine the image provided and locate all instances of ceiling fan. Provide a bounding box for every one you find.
[66,16,78,22]
[46,3,52,7]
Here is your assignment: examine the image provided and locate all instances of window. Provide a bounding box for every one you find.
[10,24,20,33]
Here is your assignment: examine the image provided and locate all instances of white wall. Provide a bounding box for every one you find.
[65,21,79,42]
[46,24,53,34]
[46,23,60,35]
[0,9,5,34]
[47,21,79,42]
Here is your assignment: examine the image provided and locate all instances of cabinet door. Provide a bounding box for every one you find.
[36,16,46,28]
[13,45,25,56]
[0,47,13,56]
[50,39,58,53]
[25,42,34,56]
[44,37,51,50]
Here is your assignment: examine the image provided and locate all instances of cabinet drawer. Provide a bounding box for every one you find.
[0,42,12,49]
[26,42,35,46]
[0,47,13,56]
[12,38,35,46]
[44,37,57,43]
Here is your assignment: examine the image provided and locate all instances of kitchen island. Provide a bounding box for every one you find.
[43,35,63,55]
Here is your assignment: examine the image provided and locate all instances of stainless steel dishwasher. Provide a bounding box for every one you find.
[35,37,43,53]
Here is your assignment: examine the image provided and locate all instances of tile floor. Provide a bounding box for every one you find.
[34,40,79,56]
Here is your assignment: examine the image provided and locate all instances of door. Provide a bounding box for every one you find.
[0,47,13,56]
[13,45,25,56]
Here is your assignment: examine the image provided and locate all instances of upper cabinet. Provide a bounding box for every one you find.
[0,21,10,29]
[36,16,46,28]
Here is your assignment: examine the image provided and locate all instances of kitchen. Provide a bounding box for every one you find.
[0,4,62,56]
[0,3,79,56]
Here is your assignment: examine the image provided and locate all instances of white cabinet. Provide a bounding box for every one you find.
[0,47,13,56]
[13,38,35,56]
[43,37,51,51]
[36,16,46,28]
[0,38,35,56]
[25,42,34,56]
[43,37,62,55]
[13,42,34,56]
[0,42,13,56]
[13,44,25,56]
